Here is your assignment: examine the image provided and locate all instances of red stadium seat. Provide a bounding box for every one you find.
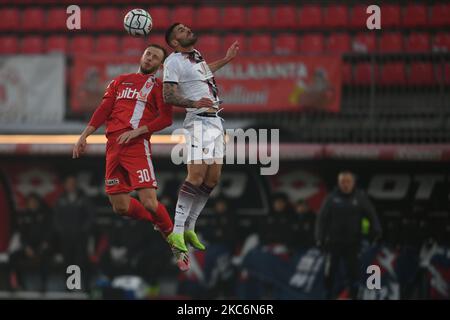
[349,5,367,29]
[430,3,450,27]
[70,36,94,55]
[222,7,246,30]
[148,34,168,50]
[21,8,45,31]
[197,35,221,58]
[354,63,374,85]
[300,34,324,54]
[121,36,145,55]
[381,4,400,27]
[379,63,406,85]
[149,7,170,31]
[224,34,246,55]
[21,36,44,54]
[298,5,322,29]
[273,5,298,29]
[172,6,194,29]
[0,36,18,54]
[353,33,376,53]
[46,36,68,54]
[248,34,271,54]
[96,8,121,31]
[80,7,96,31]
[436,63,450,85]
[408,63,435,85]
[433,33,450,52]
[405,33,431,53]
[247,6,271,29]
[46,8,67,31]
[0,8,19,31]
[324,5,348,28]
[342,63,352,84]
[402,3,427,28]
[378,32,403,53]
[274,34,298,54]
[327,33,351,54]
[96,36,119,54]
[195,7,220,30]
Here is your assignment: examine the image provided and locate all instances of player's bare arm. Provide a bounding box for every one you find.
[163,83,214,109]
[208,41,239,73]
[73,125,96,159]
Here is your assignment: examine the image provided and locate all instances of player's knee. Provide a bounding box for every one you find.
[113,203,129,215]
[186,174,204,186]
[141,198,158,213]
[204,176,219,188]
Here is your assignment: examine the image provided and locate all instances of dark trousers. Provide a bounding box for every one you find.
[324,244,360,299]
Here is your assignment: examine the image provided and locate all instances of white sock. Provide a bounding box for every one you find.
[185,183,213,231]
[173,181,199,234]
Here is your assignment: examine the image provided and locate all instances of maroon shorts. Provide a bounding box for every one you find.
[105,132,157,195]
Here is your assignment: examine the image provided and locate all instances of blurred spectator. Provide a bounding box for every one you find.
[259,193,296,249]
[200,197,238,299]
[99,217,173,285]
[202,197,237,246]
[315,171,382,299]
[291,200,317,249]
[9,193,53,291]
[159,193,175,216]
[53,175,94,288]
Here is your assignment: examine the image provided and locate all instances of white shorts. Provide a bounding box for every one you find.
[183,113,225,163]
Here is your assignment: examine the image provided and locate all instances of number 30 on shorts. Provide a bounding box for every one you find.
[137,169,151,183]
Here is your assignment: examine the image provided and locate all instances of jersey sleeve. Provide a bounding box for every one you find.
[163,57,181,84]
[87,78,118,129]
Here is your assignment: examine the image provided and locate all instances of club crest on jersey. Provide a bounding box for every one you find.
[138,77,155,102]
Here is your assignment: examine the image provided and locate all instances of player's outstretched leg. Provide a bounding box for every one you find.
[184,163,222,250]
[168,163,209,252]
[136,188,191,268]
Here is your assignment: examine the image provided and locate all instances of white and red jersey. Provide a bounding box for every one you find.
[88,72,173,140]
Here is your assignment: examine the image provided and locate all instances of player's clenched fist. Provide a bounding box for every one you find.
[194,97,214,108]
[72,137,87,159]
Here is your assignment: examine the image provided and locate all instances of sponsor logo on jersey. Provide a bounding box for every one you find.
[117,88,139,100]
[106,178,120,186]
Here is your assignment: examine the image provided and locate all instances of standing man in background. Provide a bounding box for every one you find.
[315,171,382,299]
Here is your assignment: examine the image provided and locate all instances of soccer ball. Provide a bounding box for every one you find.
[123,9,152,37]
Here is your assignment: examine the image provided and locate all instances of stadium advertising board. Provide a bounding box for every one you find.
[70,55,342,114]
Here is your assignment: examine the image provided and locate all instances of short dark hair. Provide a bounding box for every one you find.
[165,22,182,48]
[147,43,168,62]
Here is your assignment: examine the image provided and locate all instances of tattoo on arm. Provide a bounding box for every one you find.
[163,83,195,108]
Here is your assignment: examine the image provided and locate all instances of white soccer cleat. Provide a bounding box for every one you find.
[171,246,190,272]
